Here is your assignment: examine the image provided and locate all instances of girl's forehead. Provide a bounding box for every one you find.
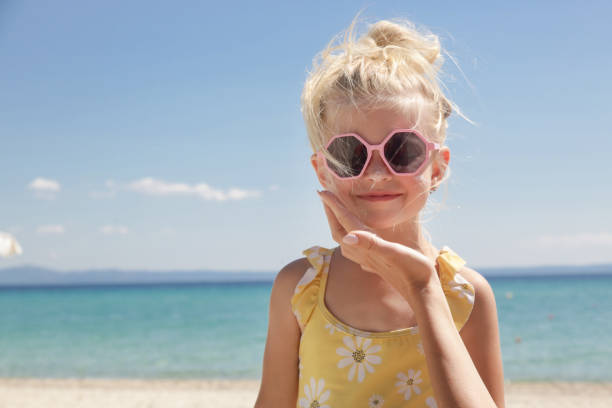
[325,104,436,142]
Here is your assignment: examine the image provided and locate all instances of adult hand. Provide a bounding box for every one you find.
[317,189,439,299]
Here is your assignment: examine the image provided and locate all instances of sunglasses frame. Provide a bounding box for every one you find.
[316,128,440,180]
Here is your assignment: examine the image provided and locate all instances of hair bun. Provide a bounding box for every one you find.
[366,20,441,65]
[301,15,472,158]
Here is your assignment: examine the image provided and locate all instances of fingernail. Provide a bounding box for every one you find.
[343,233,358,245]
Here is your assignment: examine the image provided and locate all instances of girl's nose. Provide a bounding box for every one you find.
[363,150,392,181]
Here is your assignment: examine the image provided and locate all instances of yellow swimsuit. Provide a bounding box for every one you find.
[291,245,476,408]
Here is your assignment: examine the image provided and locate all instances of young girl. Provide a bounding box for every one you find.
[255,17,505,408]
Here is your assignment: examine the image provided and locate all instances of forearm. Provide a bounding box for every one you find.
[404,280,497,408]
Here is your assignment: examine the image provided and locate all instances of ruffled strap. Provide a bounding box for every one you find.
[290,246,334,331]
[436,246,476,332]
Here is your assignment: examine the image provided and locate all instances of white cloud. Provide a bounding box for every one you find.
[28,177,61,199]
[268,184,280,191]
[28,177,61,192]
[532,232,612,248]
[126,177,261,201]
[100,225,129,235]
[36,225,65,235]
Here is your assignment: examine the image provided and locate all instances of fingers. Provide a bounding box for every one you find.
[317,193,439,295]
[342,230,435,290]
[317,190,435,290]
[345,230,436,274]
[342,230,408,270]
[339,243,379,275]
[317,190,368,234]
[340,231,391,276]
[321,202,347,243]
[343,230,386,253]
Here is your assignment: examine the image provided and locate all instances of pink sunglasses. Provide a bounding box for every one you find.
[316,128,440,180]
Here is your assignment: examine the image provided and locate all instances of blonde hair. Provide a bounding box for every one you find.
[301,16,470,186]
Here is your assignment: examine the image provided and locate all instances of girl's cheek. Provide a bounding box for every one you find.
[325,178,352,207]
[324,176,341,196]
[411,171,430,190]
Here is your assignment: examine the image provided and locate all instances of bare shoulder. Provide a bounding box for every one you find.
[458,268,506,407]
[458,265,500,341]
[255,257,311,407]
[458,266,495,299]
[267,256,312,331]
[273,257,311,294]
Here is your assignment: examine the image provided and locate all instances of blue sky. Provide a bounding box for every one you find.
[1,0,611,272]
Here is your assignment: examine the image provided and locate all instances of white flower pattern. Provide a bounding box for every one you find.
[294,267,318,294]
[447,273,475,304]
[298,356,303,379]
[368,393,385,407]
[299,377,331,408]
[336,336,382,382]
[292,246,474,407]
[416,342,424,355]
[395,369,423,400]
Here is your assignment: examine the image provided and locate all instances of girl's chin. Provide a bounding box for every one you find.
[352,207,420,230]
[355,214,405,230]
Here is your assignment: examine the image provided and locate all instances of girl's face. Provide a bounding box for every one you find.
[311,106,449,230]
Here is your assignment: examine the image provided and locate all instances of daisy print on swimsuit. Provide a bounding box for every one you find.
[336,335,382,382]
[299,377,331,408]
[395,369,423,401]
[368,393,384,407]
[447,273,475,304]
[416,341,424,355]
[324,322,337,335]
[425,395,438,408]
[298,355,303,379]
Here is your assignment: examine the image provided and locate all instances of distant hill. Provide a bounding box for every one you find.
[0,265,277,287]
[0,263,611,287]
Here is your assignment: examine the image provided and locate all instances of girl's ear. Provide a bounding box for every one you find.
[310,153,329,188]
[432,147,450,181]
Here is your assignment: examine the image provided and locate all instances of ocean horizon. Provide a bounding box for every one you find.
[2,262,612,287]
[0,273,611,382]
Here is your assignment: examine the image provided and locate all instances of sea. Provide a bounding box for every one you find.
[0,274,611,382]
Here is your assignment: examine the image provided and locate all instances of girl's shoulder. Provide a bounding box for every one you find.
[273,246,333,304]
[454,264,498,333]
[284,246,336,331]
[273,256,312,300]
[456,265,492,299]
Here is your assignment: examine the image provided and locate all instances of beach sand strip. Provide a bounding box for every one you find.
[0,378,611,407]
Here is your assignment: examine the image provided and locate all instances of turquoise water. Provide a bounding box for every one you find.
[0,275,611,381]
[493,275,612,381]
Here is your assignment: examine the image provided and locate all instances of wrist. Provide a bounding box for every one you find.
[403,276,454,329]
[398,268,442,304]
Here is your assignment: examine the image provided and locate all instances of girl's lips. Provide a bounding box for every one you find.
[356,193,403,202]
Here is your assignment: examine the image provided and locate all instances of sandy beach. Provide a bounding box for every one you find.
[0,378,611,407]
